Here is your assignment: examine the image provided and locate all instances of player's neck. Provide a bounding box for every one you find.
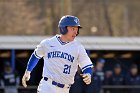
[60,35,71,43]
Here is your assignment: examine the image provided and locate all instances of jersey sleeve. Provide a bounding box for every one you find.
[34,40,45,58]
[78,45,93,72]
[26,40,46,71]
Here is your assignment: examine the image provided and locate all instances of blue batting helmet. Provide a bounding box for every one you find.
[58,15,82,35]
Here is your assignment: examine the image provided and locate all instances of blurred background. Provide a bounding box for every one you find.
[0,0,140,93]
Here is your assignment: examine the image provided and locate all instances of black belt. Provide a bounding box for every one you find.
[44,77,65,88]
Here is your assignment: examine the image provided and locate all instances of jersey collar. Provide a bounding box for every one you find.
[56,35,69,45]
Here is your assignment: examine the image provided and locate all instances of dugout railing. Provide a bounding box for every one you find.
[0,85,140,93]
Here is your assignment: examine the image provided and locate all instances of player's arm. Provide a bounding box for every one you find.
[0,73,4,87]
[80,67,93,85]
[22,42,45,88]
[78,45,93,85]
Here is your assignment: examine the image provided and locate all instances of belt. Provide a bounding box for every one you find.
[44,77,71,88]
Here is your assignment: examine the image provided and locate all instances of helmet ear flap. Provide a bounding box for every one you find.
[59,27,68,35]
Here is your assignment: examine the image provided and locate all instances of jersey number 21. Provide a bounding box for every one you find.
[63,65,71,74]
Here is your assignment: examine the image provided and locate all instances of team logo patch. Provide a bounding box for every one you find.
[74,19,78,23]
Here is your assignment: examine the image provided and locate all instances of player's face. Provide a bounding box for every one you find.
[114,67,121,75]
[66,26,78,41]
[130,68,138,76]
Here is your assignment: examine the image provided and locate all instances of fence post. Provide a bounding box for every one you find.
[11,49,15,71]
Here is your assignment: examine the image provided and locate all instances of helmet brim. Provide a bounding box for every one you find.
[79,26,82,28]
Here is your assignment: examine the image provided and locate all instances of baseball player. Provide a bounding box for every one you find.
[22,15,93,93]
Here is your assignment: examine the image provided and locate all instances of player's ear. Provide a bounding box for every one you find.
[76,30,79,36]
[76,27,80,36]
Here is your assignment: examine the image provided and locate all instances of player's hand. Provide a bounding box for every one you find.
[22,71,31,88]
[80,73,91,85]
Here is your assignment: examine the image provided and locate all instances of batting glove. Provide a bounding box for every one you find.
[22,71,31,88]
[81,73,91,85]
